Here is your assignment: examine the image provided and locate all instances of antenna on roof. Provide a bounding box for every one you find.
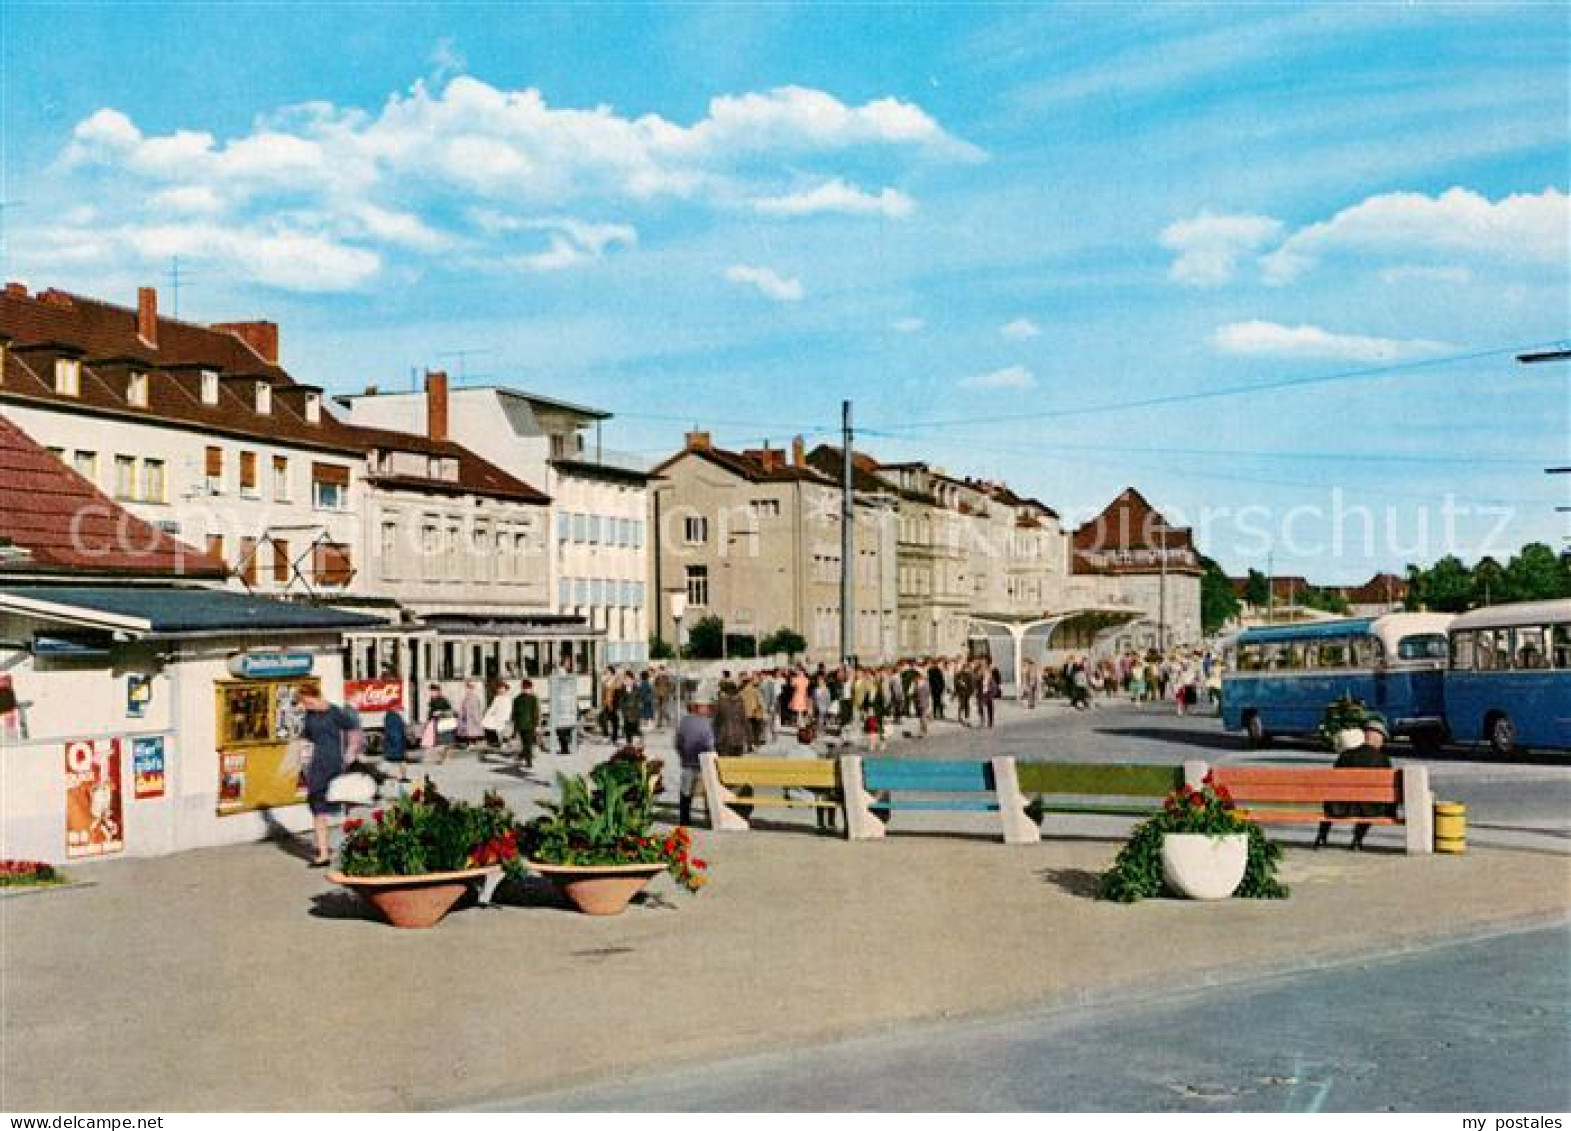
[435,348,492,385]
[167,256,196,319]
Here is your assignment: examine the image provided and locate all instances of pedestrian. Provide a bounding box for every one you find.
[955,664,974,726]
[653,666,675,729]
[812,675,831,732]
[715,679,751,757]
[297,685,357,867]
[600,667,622,744]
[457,682,485,747]
[482,681,514,749]
[638,670,655,730]
[789,667,811,728]
[1023,659,1039,709]
[511,679,540,767]
[913,674,931,738]
[740,673,766,749]
[381,705,412,781]
[927,660,946,721]
[1316,716,1396,850]
[674,695,716,826]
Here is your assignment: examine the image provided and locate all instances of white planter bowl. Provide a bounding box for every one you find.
[1161,833,1249,900]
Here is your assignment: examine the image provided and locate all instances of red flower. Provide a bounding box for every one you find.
[1189,793,1205,808]
[1202,770,1215,785]
[344,818,364,833]
[691,858,707,869]
[372,809,385,824]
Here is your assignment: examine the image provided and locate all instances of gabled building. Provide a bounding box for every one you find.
[1069,487,1203,651]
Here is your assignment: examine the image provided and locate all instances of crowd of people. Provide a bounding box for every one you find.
[1019,649,1223,714]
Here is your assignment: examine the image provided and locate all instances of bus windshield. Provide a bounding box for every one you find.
[1396,634,1447,662]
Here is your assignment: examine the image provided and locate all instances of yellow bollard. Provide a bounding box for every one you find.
[1434,801,1467,854]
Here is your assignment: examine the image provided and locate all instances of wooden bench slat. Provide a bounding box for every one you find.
[1038,803,1166,817]
[1222,785,1401,803]
[1237,810,1401,825]
[715,757,838,790]
[728,796,841,809]
[1017,762,1183,797]
[871,799,1001,813]
[863,758,995,793]
[1214,768,1400,787]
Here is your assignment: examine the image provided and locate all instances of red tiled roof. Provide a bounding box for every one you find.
[651,443,833,484]
[0,412,227,579]
[0,286,550,505]
[1072,487,1200,575]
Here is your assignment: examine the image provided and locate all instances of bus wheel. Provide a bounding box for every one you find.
[1487,713,1518,758]
[1245,713,1269,748]
[1411,728,1444,757]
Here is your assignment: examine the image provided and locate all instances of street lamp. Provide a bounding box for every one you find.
[668,589,688,712]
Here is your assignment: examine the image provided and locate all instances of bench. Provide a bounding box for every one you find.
[699,752,841,832]
[843,756,1039,845]
[1210,764,1433,854]
[1016,761,1196,822]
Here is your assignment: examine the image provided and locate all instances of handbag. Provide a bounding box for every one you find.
[326,771,377,806]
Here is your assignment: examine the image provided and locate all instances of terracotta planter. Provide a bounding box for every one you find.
[329,866,495,929]
[1160,833,1248,900]
[529,860,665,916]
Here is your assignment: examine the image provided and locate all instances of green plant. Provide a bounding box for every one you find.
[759,627,808,658]
[1098,778,1288,903]
[338,780,524,878]
[0,860,64,889]
[684,615,725,659]
[522,755,706,892]
[648,634,676,660]
[1317,694,1368,751]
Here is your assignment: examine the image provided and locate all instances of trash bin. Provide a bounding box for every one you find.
[1434,801,1466,854]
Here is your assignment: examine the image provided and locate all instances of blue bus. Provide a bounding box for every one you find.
[1445,599,1571,756]
[1222,613,1453,751]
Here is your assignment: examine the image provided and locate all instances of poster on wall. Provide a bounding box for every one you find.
[217,751,247,813]
[64,738,124,858]
[126,674,152,719]
[131,736,166,800]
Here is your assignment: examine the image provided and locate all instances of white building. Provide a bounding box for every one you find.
[340,377,652,666]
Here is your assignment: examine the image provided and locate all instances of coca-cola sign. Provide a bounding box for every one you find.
[345,679,404,713]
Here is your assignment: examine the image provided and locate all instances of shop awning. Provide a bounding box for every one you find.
[0,585,390,639]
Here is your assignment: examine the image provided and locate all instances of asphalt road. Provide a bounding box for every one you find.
[515,923,1571,1112]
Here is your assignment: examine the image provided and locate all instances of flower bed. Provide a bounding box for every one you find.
[0,860,67,889]
[338,781,525,878]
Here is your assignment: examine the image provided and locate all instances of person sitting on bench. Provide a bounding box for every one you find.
[1315,715,1396,851]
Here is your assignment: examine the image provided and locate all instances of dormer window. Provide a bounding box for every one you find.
[255,382,271,416]
[54,358,81,397]
[304,392,321,424]
[201,370,219,405]
[127,371,148,407]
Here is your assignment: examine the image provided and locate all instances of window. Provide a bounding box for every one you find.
[573,578,588,605]
[312,541,353,588]
[445,525,462,578]
[238,537,259,586]
[590,578,605,606]
[588,516,602,544]
[205,534,224,563]
[205,446,224,494]
[685,564,709,607]
[1351,635,1381,670]
[239,451,258,497]
[255,382,271,416]
[47,446,64,462]
[632,520,643,548]
[1551,624,1570,670]
[127,371,148,407]
[201,370,219,405]
[113,456,137,500]
[683,515,709,545]
[556,511,571,541]
[273,539,291,585]
[751,499,781,520]
[141,459,165,503]
[558,577,571,608]
[73,450,97,483]
[421,523,439,580]
[311,462,348,510]
[304,392,321,424]
[272,456,290,501]
[380,523,399,579]
[54,358,80,396]
[572,513,588,542]
[1397,634,1448,662]
[1516,626,1548,670]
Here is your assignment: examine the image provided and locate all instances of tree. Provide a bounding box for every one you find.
[724,633,758,659]
[1199,556,1241,635]
[1408,555,1473,612]
[759,627,808,659]
[648,635,675,661]
[1471,555,1507,607]
[1299,586,1350,616]
[684,614,724,660]
[1505,542,1569,602]
[1244,569,1270,609]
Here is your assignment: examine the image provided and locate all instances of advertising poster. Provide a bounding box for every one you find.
[345,678,404,714]
[217,751,247,813]
[215,678,319,815]
[131,736,166,800]
[64,738,124,858]
[126,674,152,719]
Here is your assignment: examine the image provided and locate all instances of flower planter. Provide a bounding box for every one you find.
[1160,833,1248,900]
[329,866,496,929]
[529,861,665,916]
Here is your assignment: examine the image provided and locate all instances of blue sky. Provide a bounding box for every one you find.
[3,2,1567,582]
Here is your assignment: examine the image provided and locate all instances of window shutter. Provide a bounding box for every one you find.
[240,451,257,490]
[313,541,353,587]
[273,539,290,583]
[311,462,350,487]
[239,537,258,585]
[205,446,223,477]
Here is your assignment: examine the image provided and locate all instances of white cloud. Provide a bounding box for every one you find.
[963,364,1035,390]
[725,264,804,302]
[1160,210,1282,287]
[1000,317,1041,340]
[1211,320,1451,362]
[1262,187,1569,283]
[1378,264,1473,286]
[430,37,466,80]
[752,178,915,218]
[892,317,925,333]
[500,217,638,271]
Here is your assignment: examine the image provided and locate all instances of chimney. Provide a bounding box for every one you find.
[425,370,449,443]
[137,287,158,348]
[791,435,805,467]
[214,320,279,364]
[685,430,712,452]
[4,282,25,299]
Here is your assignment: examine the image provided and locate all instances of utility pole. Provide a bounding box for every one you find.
[1157,523,1168,653]
[1266,551,1275,626]
[840,399,855,665]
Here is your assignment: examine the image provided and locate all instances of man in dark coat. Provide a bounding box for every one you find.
[1316,716,1396,850]
[511,680,540,768]
[927,661,946,720]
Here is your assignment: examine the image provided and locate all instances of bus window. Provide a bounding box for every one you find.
[1351,635,1380,669]
[1236,644,1261,671]
[1451,631,1475,671]
[441,641,458,680]
[1397,634,1447,662]
[1318,639,1349,668]
[1516,626,1548,670]
[1552,625,1571,670]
